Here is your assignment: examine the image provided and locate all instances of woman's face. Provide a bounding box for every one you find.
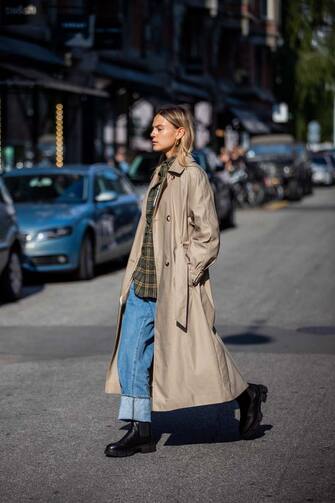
[150,114,184,155]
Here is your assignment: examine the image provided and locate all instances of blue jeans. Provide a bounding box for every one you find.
[117,280,157,422]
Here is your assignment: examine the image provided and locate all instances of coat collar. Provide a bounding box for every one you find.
[168,154,194,175]
[149,153,193,190]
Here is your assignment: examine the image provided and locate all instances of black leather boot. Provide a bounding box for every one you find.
[104,421,156,457]
[236,383,268,439]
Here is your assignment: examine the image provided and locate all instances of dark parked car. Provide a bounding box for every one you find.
[223,157,269,207]
[246,135,313,201]
[3,164,141,280]
[192,149,235,228]
[0,177,23,301]
[127,152,160,199]
[128,149,235,228]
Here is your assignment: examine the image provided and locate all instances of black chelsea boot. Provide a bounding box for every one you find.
[236,382,268,439]
[105,420,156,457]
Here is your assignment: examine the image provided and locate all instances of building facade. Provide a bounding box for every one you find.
[0,0,282,169]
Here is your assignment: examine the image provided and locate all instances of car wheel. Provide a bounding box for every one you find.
[76,233,95,280]
[305,180,313,195]
[276,185,285,200]
[247,184,265,207]
[287,179,303,201]
[1,248,23,301]
[221,199,235,229]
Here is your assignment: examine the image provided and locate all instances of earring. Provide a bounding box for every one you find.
[175,139,181,147]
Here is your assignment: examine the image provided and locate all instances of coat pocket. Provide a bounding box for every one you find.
[200,277,215,329]
[174,244,189,330]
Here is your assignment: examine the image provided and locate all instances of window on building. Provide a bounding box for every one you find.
[53,0,91,47]
[94,0,123,50]
[55,0,86,15]
[260,0,268,18]
[248,0,267,18]
[180,7,207,74]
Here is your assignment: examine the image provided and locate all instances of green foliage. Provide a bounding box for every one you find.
[276,0,335,141]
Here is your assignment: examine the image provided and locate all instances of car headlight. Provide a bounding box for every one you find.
[26,226,73,242]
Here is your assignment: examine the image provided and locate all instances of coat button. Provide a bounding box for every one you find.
[165,260,170,266]
[166,215,171,222]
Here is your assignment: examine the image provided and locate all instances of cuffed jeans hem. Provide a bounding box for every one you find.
[118,395,152,422]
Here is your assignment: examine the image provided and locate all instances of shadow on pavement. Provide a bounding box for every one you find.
[223,333,273,345]
[20,255,128,286]
[149,403,272,445]
[0,282,45,306]
[218,324,335,353]
[219,321,274,345]
[94,255,128,278]
[282,204,335,211]
[296,326,335,335]
[21,283,45,298]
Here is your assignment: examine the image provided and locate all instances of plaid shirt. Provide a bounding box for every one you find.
[133,156,175,299]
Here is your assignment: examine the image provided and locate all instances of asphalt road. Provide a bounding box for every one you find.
[1,187,334,503]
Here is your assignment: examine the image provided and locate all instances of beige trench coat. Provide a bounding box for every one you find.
[105,154,248,411]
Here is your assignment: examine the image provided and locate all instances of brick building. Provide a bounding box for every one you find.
[0,0,282,169]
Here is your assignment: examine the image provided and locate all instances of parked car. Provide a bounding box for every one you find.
[128,149,235,228]
[317,148,335,166]
[127,152,160,199]
[246,135,313,201]
[0,177,23,301]
[310,152,335,186]
[192,149,235,228]
[226,159,268,207]
[3,164,141,280]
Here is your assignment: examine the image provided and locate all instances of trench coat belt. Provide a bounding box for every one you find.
[174,243,189,330]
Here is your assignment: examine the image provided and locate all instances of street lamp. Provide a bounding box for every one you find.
[55,103,64,168]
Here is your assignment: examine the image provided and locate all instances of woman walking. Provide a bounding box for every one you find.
[104,105,268,457]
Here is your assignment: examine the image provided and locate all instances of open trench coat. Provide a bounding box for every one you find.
[105,154,248,411]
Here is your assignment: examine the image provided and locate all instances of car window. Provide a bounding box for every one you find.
[4,174,88,203]
[94,171,128,197]
[247,144,293,157]
[128,156,158,183]
[0,180,14,205]
[325,154,335,166]
[294,144,307,161]
[312,157,327,166]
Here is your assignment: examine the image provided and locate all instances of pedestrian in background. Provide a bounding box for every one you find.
[114,146,129,175]
[218,147,233,183]
[104,104,268,457]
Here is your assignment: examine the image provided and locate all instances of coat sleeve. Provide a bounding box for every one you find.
[186,167,220,286]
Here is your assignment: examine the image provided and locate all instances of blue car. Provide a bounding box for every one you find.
[3,164,141,279]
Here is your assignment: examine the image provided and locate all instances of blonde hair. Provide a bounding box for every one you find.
[155,104,195,166]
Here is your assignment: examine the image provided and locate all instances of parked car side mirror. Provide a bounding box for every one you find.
[95,191,119,203]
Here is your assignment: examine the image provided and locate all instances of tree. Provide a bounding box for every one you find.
[275,0,335,141]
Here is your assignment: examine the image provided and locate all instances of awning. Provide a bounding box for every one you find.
[96,62,211,100]
[231,107,270,134]
[0,63,109,98]
[0,35,63,66]
[96,61,162,89]
[171,81,210,100]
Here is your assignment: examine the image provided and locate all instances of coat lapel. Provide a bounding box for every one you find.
[167,156,186,175]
